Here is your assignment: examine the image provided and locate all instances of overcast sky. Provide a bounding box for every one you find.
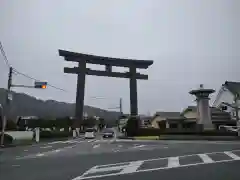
[0,0,239,115]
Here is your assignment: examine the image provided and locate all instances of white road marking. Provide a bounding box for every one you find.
[224,151,240,160]
[93,144,100,149]
[73,161,143,180]
[198,154,214,163]
[47,141,63,145]
[36,153,44,157]
[73,149,240,180]
[133,145,146,149]
[24,149,28,152]
[40,145,52,149]
[114,139,240,144]
[167,157,180,168]
[12,164,20,167]
[54,149,61,153]
[121,161,144,173]
[65,145,77,149]
[88,140,96,143]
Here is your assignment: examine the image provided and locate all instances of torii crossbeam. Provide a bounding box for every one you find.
[59,49,153,130]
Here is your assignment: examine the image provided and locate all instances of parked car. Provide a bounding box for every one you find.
[102,128,115,138]
[84,128,96,139]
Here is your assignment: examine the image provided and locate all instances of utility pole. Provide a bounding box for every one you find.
[1,67,13,146]
[120,98,123,115]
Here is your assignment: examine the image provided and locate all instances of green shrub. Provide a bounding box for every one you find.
[40,130,72,139]
[135,128,237,136]
[0,133,13,145]
[5,120,17,131]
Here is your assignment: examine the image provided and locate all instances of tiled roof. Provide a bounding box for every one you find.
[155,111,181,118]
[224,81,240,96]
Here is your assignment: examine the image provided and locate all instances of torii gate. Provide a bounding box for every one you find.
[59,50,153,134]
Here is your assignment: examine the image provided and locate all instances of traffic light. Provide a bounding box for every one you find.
[34,81,47,89]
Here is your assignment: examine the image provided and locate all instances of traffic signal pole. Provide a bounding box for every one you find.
[1,67,13,146]
[0,67,47,146]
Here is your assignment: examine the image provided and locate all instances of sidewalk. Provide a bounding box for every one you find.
[118,135,240,141]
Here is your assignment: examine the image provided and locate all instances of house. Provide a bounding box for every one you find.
[151,106,235,130]
[139,116,152,127]
[181,106,235,129]
[151,112,182,129]
[213,81,240,121]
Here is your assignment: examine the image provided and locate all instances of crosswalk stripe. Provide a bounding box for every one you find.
[167,157,180,168]
[198,154,214,163]
[224,151,240,160]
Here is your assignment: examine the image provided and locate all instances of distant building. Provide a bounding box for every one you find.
[151,112,181,129]
[213,81,240,120]
[150,106,235,130]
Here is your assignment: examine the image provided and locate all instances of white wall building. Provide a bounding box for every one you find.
[212,81,240,120]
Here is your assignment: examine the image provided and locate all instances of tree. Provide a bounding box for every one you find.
[83,117,97,128]
[98,118,105,130]
[5,119,17,131]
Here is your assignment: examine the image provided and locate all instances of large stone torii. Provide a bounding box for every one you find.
[59,49,153,131]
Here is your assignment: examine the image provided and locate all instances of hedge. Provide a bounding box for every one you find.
[23,119,73,129]
[39,130,72,139]
[135,128,238,136]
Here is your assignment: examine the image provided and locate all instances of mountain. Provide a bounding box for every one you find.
[0,88,121,122]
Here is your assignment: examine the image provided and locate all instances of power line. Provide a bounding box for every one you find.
[0,41,11,67]
[0,40,68,92]
[13,68,68,92]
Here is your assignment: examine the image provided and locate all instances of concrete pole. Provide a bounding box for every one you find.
[1,67,13,146]
[35,127,40,143]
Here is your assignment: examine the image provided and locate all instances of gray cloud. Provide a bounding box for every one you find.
[0,0,239,115]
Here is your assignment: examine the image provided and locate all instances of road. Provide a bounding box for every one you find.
[1,133,240,180]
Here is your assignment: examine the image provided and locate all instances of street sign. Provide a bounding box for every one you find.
[7,92,13,101]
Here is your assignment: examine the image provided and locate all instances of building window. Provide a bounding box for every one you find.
[170,123,178,129]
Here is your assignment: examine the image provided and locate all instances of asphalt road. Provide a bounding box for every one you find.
[1,134,240,180]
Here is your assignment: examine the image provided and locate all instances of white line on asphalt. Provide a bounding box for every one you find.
[54,149,61,153]
[93,144,100,149]
[198,154,214,163]
[40,145,52,149]
[24,149,28,152]
[133,145,146,149]
[12,164,20,167]
[72,149,240,180]
[121,161,144,173]
[65,145,77,149]
[47,141,63,145]
[167,157,180,168]
[36,153,44,157]
[224,151,240,160]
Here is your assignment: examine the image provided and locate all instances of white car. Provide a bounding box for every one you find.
[84,128,96,139]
